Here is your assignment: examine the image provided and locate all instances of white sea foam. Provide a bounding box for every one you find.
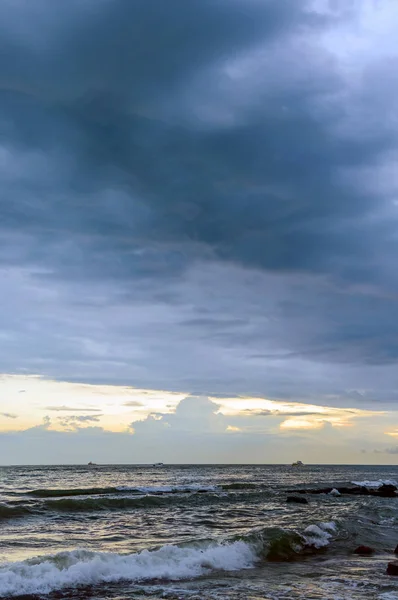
[329,488,341,496]
[0,541,256,597]
[303,521,336,549]
[351,479,397,489]
[116,484,218,494]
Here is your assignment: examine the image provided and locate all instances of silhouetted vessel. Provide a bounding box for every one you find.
[292,460,303,467]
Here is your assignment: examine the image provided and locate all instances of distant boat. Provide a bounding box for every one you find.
[153,462,164,467]
[292,460,304,467]
[88,461,97,466]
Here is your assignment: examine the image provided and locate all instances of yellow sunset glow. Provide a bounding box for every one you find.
[385,430,398,437]
[280,418,325,430]
[0,374,186,432]
[0,375,388,438]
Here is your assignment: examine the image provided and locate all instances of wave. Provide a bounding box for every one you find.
[0,520,337,597]
[302,522,336,548]
[0,503,32,520]
[27,484,218,498]
[27,487,121,498]
[117,484,218,494]
[264,521,336,561]
[42,489,270,513]
[0,540,256,597]
[351,479,398,490]
[43,496,169,512]
[221,483,257,490]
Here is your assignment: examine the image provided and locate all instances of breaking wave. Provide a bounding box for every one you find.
[351,480,398,489]
[263,522,336,561]
[0,520,337,597]
[0,540,256,597]
[302,522,336,548]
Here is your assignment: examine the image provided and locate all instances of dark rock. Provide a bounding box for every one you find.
[286,495,308,504]
[387,561,398,576]
[378,484,397,497]
[394,544,398,555]
[354,545,374,555]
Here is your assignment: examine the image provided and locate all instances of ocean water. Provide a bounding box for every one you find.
[1,464,398,599]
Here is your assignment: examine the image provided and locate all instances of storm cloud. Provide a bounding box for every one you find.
[1,0,398,408]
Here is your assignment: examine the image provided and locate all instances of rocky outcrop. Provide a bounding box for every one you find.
[377,484,397,497]
[394,544,398,555]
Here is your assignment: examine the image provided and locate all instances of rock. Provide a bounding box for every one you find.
[354,545,374,555]
[394,544,398,555]
[378,484,397,497]
[387,561,398,576]
[286,495,308,504]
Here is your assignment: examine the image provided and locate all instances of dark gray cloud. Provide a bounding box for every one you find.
[0,412,17,419]
[0,1,398,407]
[0,0,374,283]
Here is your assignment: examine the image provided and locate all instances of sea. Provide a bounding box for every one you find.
[1,464,398,599]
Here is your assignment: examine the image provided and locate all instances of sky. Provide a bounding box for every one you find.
[1,0,398,464]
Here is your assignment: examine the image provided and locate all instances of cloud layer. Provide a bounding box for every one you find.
[1,0,398,410]
[0,394,392,465]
